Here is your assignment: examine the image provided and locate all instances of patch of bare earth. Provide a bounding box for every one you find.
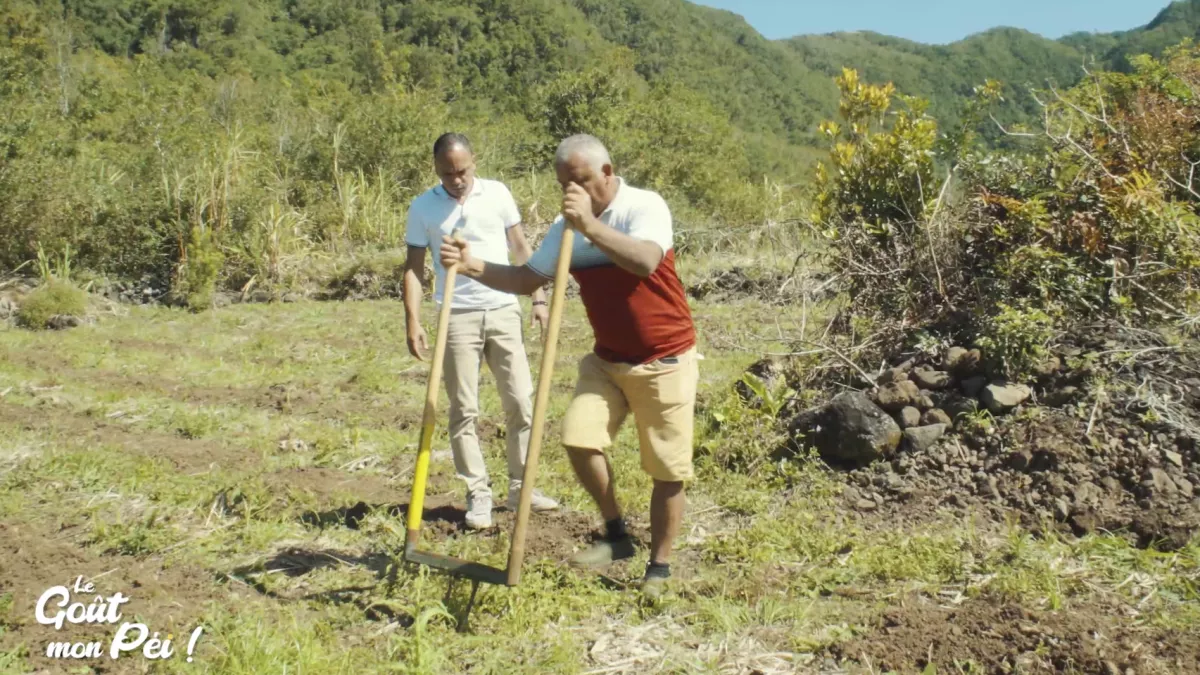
[7,349,426,429]
[0,401,243,472]
[0,522,241,674]
[829,595,1200,674]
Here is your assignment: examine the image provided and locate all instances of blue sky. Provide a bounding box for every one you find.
[689,0,1171,44]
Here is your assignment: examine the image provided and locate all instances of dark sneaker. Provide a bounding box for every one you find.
[638,574,669,600]
[569,536,636,568]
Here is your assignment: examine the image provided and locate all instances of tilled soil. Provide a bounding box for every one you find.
[1,521,229,674]
[842,405,1200,549]
[778,324,1200,549]
[830,595,1200,674]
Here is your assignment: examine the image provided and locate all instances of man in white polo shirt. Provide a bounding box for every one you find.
[403,132,559,530]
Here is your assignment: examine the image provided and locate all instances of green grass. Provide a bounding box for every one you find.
[0,286,1197,673]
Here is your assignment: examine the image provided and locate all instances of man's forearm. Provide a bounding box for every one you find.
[402,268,423,328]
[509,237,547,303]
[581,221,662,278]
[461,258,545,296]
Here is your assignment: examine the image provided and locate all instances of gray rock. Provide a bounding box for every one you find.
[1177,478,1195,499]
[903,424,948,453]
[921,409,952,427]
[1054,499,1072,521]
[46,315,82,330]
[961,376,988,398]
[943,346,968,369]
[1073,482,1100,507]
[911,369,952,390]
[944,347,982,376]
[875,368,907,385]
[1165,450,1184,468]
[789,391,902,467]
[855,499,878,512]
[917,395,935,411]
[1034,357,1062,378]
[875,380,922,413]
[1045,386,1080,406]
[981,383,1032,414]
[898,407,922,429]
[1148,468,1177,496]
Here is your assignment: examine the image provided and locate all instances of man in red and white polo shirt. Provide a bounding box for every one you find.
[439,134,698,596]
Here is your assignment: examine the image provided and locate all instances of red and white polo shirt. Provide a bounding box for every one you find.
[527,178,695,365]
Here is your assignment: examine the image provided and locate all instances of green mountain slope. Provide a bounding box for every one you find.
[782,0,1200,134]
[8,0,1200,160]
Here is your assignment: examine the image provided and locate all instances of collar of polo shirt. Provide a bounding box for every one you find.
[599,176,628,219]
[435,178,485,200]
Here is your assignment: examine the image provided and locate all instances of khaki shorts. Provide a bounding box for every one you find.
[561,347,699,482]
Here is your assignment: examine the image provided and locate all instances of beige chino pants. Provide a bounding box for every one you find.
[442,303,534,499]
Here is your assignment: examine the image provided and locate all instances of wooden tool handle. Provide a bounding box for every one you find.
[506,227,574,585]
[405,229,465,544]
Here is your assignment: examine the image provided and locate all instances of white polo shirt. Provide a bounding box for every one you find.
[405,178,523,310]
[527,177,673,278]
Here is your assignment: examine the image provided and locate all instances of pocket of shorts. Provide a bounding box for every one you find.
[644,358,696,406]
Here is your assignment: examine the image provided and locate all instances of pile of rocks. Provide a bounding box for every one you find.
[790,346,1032,468]
[784,341,1200,549]
[97,275,167,305]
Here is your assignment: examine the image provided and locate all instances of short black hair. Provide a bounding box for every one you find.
[433,132,472,159]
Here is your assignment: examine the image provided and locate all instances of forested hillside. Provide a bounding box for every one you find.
[2,0,1200,294]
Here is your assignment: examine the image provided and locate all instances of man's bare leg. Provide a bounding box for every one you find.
[649,480,684,564]
[566,446,620,521]
[567,446,635,566]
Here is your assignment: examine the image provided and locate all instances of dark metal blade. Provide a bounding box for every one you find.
[403,549,509,586]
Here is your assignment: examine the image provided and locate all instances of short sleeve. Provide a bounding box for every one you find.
[499,185,522,229]
[526,218,565,279]
[626,194,673,253]
[405,199,429,248]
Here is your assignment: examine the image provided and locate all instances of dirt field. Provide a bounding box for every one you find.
[1,277,1198,674]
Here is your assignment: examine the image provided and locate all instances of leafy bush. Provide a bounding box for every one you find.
[959,42,1200,324]
[975,303,1056,380]
[17,280,87,329]
[173,226,224,312]
[813,45,1200,375]
[811,68,948,346]
[696,373,794,476]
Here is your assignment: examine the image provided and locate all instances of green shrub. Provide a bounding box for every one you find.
[696,372,794,476]
[174,226,224,312]
[975,303,1056,380]
[16,280,87,329]
[813,46,1200,369]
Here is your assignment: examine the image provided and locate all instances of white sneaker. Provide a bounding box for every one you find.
[465,491,493,530]
[506,482,560,513]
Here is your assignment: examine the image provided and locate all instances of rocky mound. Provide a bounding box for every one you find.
[777,325,1200,550]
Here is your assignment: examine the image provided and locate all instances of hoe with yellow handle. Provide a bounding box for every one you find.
[403,225,575,587]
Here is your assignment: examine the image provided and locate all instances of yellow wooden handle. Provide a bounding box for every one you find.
[405,228,465,542]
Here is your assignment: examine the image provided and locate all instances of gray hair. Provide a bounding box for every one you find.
[554,134,611,172]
